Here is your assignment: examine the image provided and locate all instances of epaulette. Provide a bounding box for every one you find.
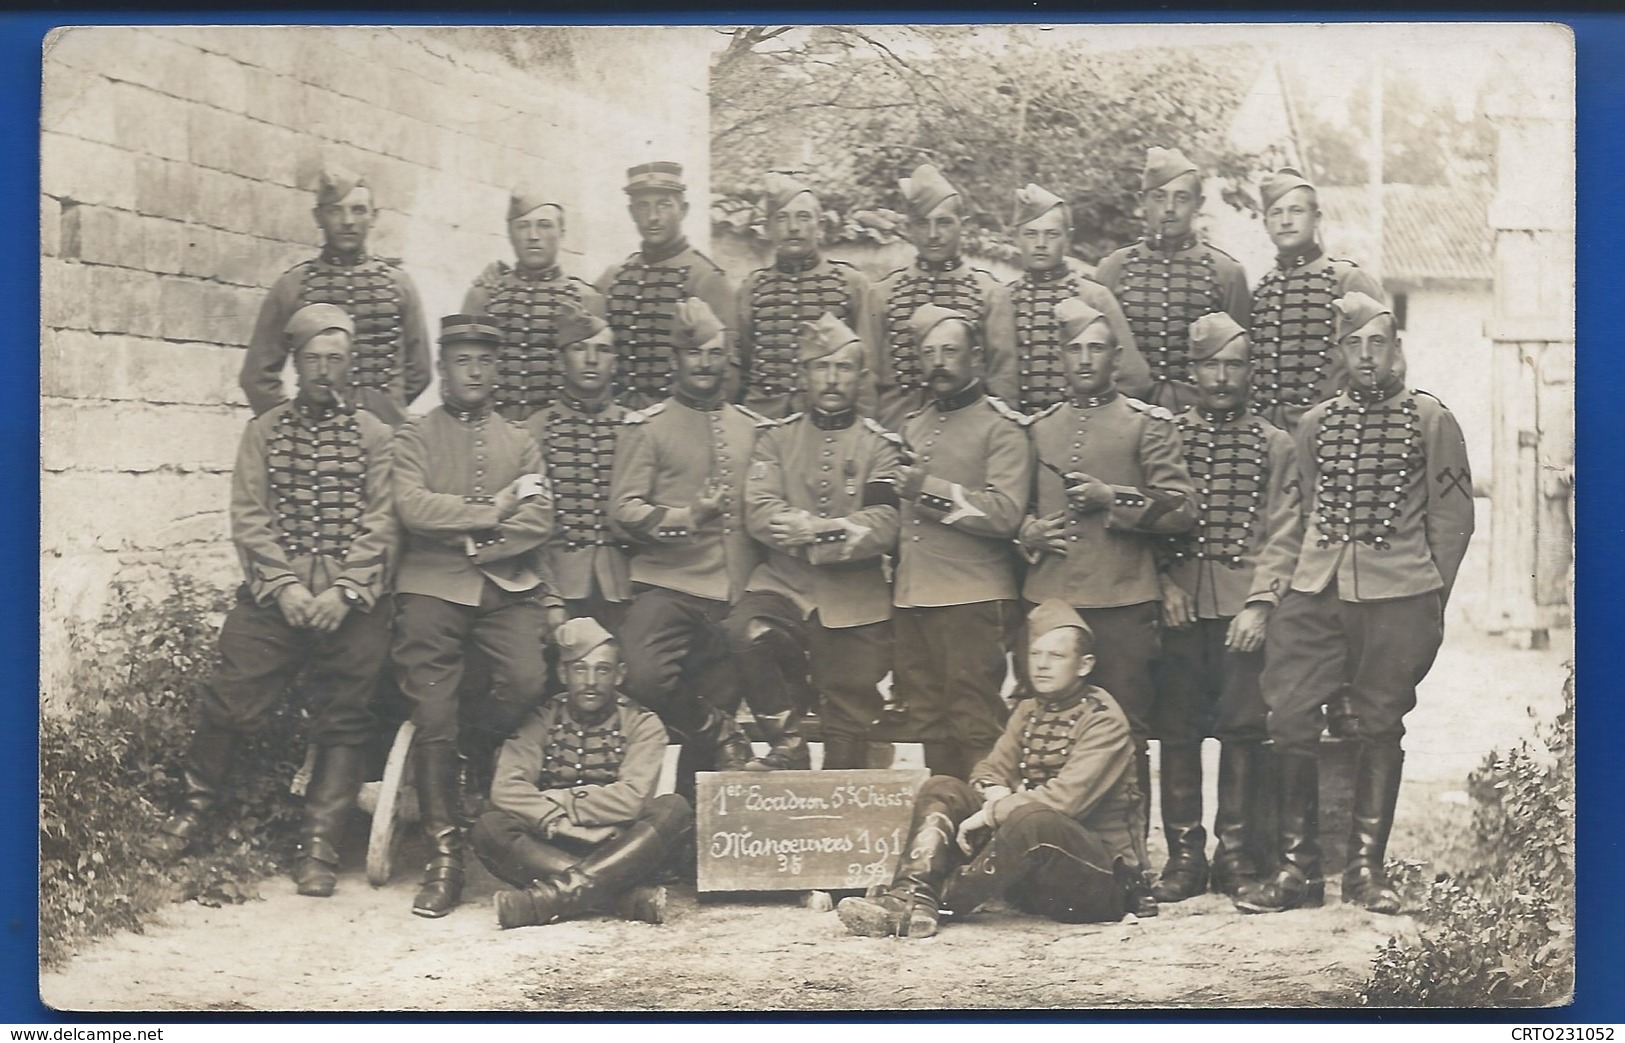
[902,405,927,424]
[1030,401,1067,423]
[622,402,668,424]
[1124,397,1175,422]
[1330,256,1360,268]
[1202,242,1242,265]
[828,257,858,271]
[879,266,909,283]
[861,417,907,446]
[986,396,1033,426]
[378,256,405,268]
[284,257,317,275]
[472,259,511,287]
[689,249,726,276]
[734,403,775,427]
[777,411,804,425]
[1413,388,1447,408]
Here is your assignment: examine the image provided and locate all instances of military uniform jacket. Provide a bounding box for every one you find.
[744,410,905,629]
[595,241,738,407]
[242,252,431,423]
[864,258,1020,427]
[491,696,669,833]
[1007,260,1153,410]
[522,395,631,604]
[231,398,396,609]
[1021,393,1198,609]
[1293,386,1475,603]
[1094,238,1251,406]
[392,406,556,607]
[1249,249,1385,432]
[1161,407,1302,619]
[736,255,874,418]
[969,683,1141,865]
[609,395,766,604]
[894,383,1033,609]
[463,261,607,422]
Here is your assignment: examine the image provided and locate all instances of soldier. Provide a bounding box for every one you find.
[735,173,873,419]
[148,305,396,901]
[890,304,1033,781]
[609,298,760,781]
[1237,292,1474,915]
[464,187,606,422]
[866,164,1019,428]
[1018,297,1198,895]
[837,601,1150,938]
[391,315,561,919]
[242,167,430,426]
[733,313,905,771]
[1150,313,1302,904]
[1095,147,1251,413]
[521,303,631,632]
[473,618,693,929]
[1006,182,1151,411]
[596,162,737,410]
[1249,167,1386,434]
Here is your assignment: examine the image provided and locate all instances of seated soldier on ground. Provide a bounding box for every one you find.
[473,617,694,929]
[838,599,1153,938]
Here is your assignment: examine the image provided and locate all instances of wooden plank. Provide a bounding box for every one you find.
[695,769,930,893]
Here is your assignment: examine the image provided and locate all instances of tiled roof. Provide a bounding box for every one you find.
[1316,184,1493,285]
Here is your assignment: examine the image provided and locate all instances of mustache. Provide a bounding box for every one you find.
[928,367,955,381]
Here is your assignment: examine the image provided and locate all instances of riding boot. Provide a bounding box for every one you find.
[412,741,466,918]
[147,721,237,862]
[494,818,676,929]
[1210,742,1263,896]
[745,709,811,771]
[820,737,869,771]
[837,802,957,939]
[457,727,504,825]
[1135,745,1153,840]
[1325,686,1360,740]
[692,706,753,772]
[293,743,365,897]
[1234,749,1323,913]
[476,834,580,889]
[1152,742,1209,903]
[1342,743,1405,914]
[922,741,965,780]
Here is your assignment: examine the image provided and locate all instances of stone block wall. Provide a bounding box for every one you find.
[41,26,714,705]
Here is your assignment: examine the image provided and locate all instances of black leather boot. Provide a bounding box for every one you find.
[147,721,237,863]
[494,818,676,929]
[412,741,466,918]
[820,737,868,771]
[697,707,753,772]
[1152,742,1209,903]
[1325,687,1360,740]
[476,833,580,889]
[1234,749,1323,913]
[294,743,365,897]
[745,710,811,771]
[1343,743,1404,914]
[922,742,965,780]
[1210,742,1263,896]
[1135,745,1153,840]
[837,804,957,938]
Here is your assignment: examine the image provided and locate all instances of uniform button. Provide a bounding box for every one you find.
[912,536,920,542]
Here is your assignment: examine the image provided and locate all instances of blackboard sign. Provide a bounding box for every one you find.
[695,769,931,892]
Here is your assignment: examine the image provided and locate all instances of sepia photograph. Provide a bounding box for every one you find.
[37,22,1574,1011]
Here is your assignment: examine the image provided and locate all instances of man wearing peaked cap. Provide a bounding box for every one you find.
[736,172,875,419]
[148,303,398,903]
[888,301,1035,781]
[1147,313,1302,905]
[1007,182,1152,412]
[242,165,430,426]
[390,313,564,919]
[1238,291,1474,916]
[1095,147,1251,413]
[730,312,906,771]
[1249,166,1387,435]
[597,161,738,410]
[837,599,1150,938]
[609,296,764,791]
[464,187,605,422]
[864,164,1020,429]
[522,300,633,633]
[472,616,694,930]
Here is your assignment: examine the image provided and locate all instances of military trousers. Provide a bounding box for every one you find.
[620,586,736,738]
[471,794,695,888]
[1151,617,1269,746]
[200,586,389,747]
[1259,583,1444,756]
[892,601,1011,755]
[1073,602,1161,743]
[392,584,549,746]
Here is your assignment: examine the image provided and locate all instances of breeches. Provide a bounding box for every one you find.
[620,586,735,737]
[892,602,1011,751]
[470,793,696,888]
[1151,617,1268,745]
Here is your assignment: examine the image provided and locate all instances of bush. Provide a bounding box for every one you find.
[40,574,310,969]
[1361,669,1575,1006]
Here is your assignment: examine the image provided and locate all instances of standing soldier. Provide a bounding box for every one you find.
[597,162,737,410]
[391,315,561,919]
[867,165,1019,428]
[733,314,905,771]
[1096,147,1250,413]
[609,299,760,780]
[522,303,631,633]
[1018,297,1198,886]
[890,304,1033,781]
[735,173,873,419]
[242,167,430,426]
[1237,292,1474,915]
[1150,314,1302,904]
[464,187,606,422]
[1006,182,1151,411]
[148,305,396,901]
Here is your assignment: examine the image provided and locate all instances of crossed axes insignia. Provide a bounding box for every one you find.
[1435,466,1472,499]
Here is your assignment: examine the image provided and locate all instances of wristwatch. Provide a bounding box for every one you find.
[339,586,363,608]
